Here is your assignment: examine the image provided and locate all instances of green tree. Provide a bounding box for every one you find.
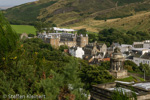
[77,28,87,35]
[80,65,114,90]
[0,12,18,65]
[124,60,138,72]
[59,45,68,52]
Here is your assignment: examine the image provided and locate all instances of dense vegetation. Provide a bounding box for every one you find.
[0,12,18,63]
[0,12,115,99]
[95,28,150,46]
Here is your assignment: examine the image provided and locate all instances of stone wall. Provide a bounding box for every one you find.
[110,70,128,79]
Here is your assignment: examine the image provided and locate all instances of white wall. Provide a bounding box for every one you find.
[75,47,84,59]
[133,57,150,66]
[69,47,84,59]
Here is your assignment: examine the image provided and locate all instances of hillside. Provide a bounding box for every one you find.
[4,0,150,32]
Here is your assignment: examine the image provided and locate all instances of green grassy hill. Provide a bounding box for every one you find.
[4,0,150,32]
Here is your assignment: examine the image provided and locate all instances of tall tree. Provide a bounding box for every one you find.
[0,12,18,65]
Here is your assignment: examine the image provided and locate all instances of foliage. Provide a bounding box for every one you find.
[79,64,114,90]
[77,28,87,35]
[88,33,98,42]
[124,60,139,72]
[111,88,137,100]
[117,76,137,82]
[59,45,68,52]
[139,63,150,74]
[124,65,133,72]
[0,12,18,65]
[28,34,35,37]
[33,21,56,33]
[100,61,110,70]
[0,37,89,99]
[111,89,130,100]
[98,28,150,46]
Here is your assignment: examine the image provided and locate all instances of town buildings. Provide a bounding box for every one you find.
[38,32,88,48]
[83,42,107,64]
[39,27,150,66]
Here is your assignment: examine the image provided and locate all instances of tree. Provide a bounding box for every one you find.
[124,60,138,72]
[0,12,18,65]
[59,45,68,52]
[80,65,114,90]
[35,58,88,100]
[28,34,35,37]
[77,29,87,35]
[139,63,150,74]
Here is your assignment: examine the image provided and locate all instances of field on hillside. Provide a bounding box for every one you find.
[11,25,36,35]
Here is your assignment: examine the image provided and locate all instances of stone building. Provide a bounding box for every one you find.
[76,34,88,47]
[110,47,127,78]
[91,81,150,100]
[83,42,107,57]
[38,33,88,48]
[83,42,107,64]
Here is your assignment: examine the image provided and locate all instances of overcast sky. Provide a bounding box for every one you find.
[0,0,36,7]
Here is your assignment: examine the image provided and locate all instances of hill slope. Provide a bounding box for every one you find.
[4,0,150,32]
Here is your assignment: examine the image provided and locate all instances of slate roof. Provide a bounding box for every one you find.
[112,43,120,47]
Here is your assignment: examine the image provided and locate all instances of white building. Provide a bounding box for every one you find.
[118,44,133,53]
[133,40,150,49]
[69,46,84,59]
[133,52,150,66]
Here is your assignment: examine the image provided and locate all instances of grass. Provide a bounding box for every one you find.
[11,25,36,35]
[117,76,136,82]
[117,76,145,82]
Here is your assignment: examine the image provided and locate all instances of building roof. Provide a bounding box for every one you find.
[140,52,150,59]
[132,82,150,90]
[102,58,110,61]
[112,42,120,47]
[53,27,76,32]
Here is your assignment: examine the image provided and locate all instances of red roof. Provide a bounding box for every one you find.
[102,58,110,61]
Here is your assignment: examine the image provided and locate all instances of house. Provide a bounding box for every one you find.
[69,46,84,59]
[133,40,150,48]
[118,44,132,53]
[107,42,120,57]
[83,42,107,64]
[133,52,150,66]
[83,42,107,58]
[132,48,149,55]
